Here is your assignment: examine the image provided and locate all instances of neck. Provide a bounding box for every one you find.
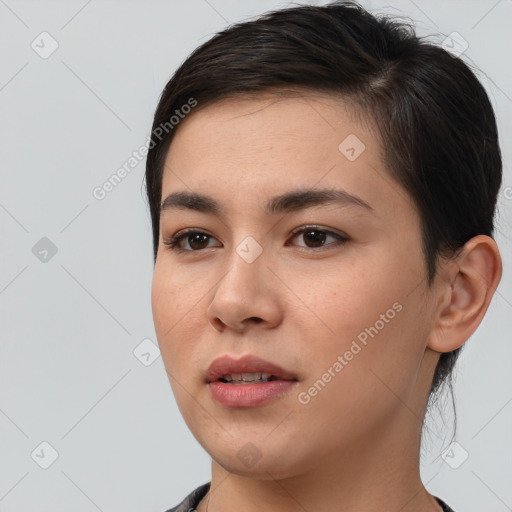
[201,405,440,512]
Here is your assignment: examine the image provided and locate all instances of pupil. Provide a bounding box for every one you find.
[189,234,209,250]
[304,230,326,247]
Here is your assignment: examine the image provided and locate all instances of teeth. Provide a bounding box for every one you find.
[222,372,273,383]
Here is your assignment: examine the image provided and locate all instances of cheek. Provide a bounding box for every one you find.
[288,249,427,385]
[151,267,205,416]
[151,264,199,363]
[151,259,204,330]
[287,256,401,340]
[291,300,426,447]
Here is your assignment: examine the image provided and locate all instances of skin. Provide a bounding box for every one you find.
[151,92,502,512]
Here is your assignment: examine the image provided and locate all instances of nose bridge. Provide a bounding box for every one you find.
[207,234,281,331]
[221,234,267,295]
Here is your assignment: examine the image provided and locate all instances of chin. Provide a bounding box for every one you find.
[201,433,305,481]
[213,452,298,480]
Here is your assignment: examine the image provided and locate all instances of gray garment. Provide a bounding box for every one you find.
[164,482,456,512]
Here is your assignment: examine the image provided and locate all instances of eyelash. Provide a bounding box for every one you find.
[162,225,350,253]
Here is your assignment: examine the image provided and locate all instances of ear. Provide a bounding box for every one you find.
[427,235,502,353]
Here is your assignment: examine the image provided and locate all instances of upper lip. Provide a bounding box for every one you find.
[205,354,298,383]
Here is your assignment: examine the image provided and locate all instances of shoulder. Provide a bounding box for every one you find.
[435,496,457,512]
[163,482,210,512]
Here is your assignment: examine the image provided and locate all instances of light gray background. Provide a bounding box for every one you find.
[1,0,510,511]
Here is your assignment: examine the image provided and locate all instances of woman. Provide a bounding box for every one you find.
[145,2,503,511]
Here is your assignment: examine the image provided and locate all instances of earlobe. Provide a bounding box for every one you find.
[427,235,502,353]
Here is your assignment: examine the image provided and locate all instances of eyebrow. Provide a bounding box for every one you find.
[160,188,375,217]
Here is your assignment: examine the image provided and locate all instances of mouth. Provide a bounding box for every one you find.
[218,372,280,384]
[206,354,298,383]
[206,354,298,407]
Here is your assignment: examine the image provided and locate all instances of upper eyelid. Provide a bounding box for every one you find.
[172,225,344,239]
[288,225,345,237]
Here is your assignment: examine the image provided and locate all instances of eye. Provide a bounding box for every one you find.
[163,229,221,252]
[287,225,349,249]
[163,225,349,253]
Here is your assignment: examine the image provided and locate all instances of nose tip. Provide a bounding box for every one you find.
[206,256,282,333]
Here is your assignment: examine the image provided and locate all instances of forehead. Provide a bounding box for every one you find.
[165,92,371,167]
[161,93,415,221]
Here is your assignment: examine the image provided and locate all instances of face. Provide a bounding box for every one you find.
[151,92,439,479]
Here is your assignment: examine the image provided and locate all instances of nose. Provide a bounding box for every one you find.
[206,244,283,333]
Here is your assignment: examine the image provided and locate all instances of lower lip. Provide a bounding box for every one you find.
[208,380,297,407]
